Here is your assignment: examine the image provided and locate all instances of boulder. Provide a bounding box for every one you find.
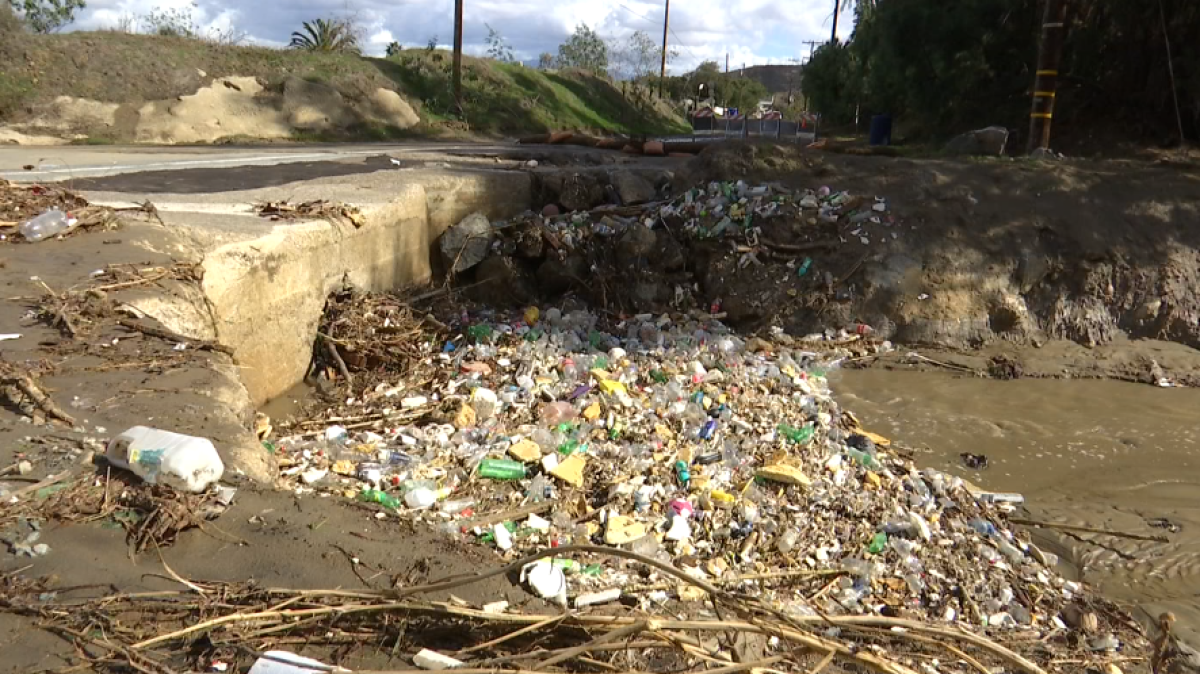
[617,225,657,261]
[944,126,1010,156]
[653,230,686,271]
[537,255,587,294]
[559,173,605,212]
[610,170,656,205]
[471,256,535,306]
[439,212,492,273]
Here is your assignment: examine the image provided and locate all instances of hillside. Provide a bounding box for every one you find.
[378,50,687,136]
[0,30,687,144]
[728,64,804,94]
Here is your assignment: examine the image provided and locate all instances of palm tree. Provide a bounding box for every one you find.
[289,19,359,53]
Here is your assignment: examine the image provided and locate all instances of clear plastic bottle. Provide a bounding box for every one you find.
[20,209,74,242]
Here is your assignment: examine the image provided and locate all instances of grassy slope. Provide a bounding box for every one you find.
[0,32,687,139]
[374,50,687,136]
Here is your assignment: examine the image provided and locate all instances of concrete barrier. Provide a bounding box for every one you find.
[95,168,533,408]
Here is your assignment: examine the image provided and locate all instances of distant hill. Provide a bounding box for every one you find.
[728,64,804,94]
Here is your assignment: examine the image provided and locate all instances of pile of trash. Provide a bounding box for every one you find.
[445,179,899,321]
[273,301,1139,662]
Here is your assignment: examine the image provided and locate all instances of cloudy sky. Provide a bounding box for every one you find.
[66,0,855,73]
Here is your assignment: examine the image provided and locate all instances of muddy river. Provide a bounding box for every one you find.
[834,368,1200,649]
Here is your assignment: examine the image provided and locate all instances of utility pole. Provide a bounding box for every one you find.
[830,0,839,44]
[452,0,463,112]
[725,53,729,73]
[1027,0,1068,153]
[803,40,819,62]
[659,0,670,98]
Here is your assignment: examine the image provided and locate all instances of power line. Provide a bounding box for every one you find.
[614,2,701,69]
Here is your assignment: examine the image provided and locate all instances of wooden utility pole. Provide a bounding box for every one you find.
[802,40,819,63]
[659,0,670,97]
[452,0,464,111]
[725,53,729,73]
[1027,0,1068,153]
[830,0,839,44]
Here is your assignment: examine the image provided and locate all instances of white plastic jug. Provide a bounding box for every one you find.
[106,426,225,492]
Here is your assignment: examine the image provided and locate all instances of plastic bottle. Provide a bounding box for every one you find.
[777,529,799,553]
[19,209,75,242]
[404,487,437,509]
[478,458,527,480]
[778,423,814,445]
[867,532,888,555]
[359,488,401,509]
[106,426,224,492]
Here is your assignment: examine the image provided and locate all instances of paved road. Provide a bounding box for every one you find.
[0,141,524,184]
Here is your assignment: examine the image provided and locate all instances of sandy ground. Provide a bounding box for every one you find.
[5,144,1200,672]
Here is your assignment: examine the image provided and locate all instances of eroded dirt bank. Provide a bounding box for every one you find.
[460,142,1200,383]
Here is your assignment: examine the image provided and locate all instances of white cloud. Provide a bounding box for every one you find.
[68,0,856,72]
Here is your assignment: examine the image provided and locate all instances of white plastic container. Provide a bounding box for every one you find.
[19,209,76,242]
[106,426,224,492]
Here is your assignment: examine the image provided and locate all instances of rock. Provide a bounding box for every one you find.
[508,439,542,463]
[652,230,686,271]
[944,126,1010,156]
[756,464,812,487]
[440,212,493,273]
[560,173,604,212]
[604,515,647,545]
[631,281,667,311]
[516,229,545,259]
[617,225,657,260]
[550,454,586,487]
[541,203,560,217]
[610,171,656,205]
[472,256,535,306]
[536,255,587,295]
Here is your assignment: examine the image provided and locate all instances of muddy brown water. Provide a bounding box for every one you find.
[833,368,1200,651]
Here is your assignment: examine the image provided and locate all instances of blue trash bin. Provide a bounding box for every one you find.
[869,114,893,146]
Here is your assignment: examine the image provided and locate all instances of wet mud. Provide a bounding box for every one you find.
[835,367,1200,665]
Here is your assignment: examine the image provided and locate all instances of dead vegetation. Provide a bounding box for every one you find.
[255,199,366,228]
[0,542,1146,674]
[0,179,121,242]
[2,469,230,556]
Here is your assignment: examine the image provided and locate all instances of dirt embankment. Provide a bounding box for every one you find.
[0,33,687,145]
[463,142,1200,382]
[0,32,428,144]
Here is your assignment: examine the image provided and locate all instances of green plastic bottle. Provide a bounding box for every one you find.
[467,324,493,342]
[358,489,401,509]
[557,439,584,456]
[778,422,815,445]
[650,370,669,384]
[845,447,878,469]
[478,458,527,480]
[867,532,888,555]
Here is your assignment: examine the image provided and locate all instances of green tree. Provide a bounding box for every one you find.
[538,52,555,70]
[721,77,769,114]
[801,42,861,124]
[485,23,514,62]
[556,24,608,75]
[8,0,84,33]
[611,30,671,81]
[386,41,402,57]
[289,18,360,53]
